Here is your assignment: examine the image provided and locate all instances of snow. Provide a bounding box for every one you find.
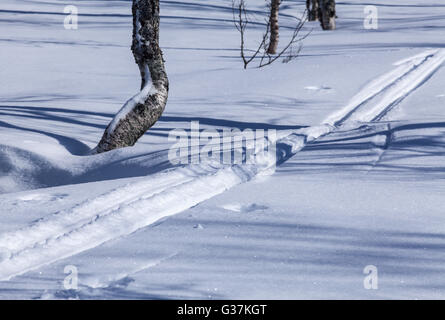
[1,0,445,299]
[324,49,445,126]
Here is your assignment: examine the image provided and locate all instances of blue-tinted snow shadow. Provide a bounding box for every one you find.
[279,121,445,179]
[2,104,445,189]
[160,115,307,131]
[0,104,307,191]
[0,119,91,156]
[0,104,307,139]
[148,212,445,298]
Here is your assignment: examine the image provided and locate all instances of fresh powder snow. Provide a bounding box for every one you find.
[0,0,445,299]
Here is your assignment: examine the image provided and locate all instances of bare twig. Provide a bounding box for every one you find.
[259,13,309,68]
[232,0,309,69]
[233,0,270,69]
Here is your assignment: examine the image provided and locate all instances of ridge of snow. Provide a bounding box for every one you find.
[0,48,444,281]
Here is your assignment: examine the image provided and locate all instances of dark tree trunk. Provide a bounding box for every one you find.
[267,0,281,55]
[306,0,319,21]
[319,0,336,30]
[94,0,169,154]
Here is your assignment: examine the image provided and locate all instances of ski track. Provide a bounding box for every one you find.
[0,49,444,281]
[323,49,443,126]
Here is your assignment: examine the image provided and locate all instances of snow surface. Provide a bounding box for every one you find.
[1,0,445,299]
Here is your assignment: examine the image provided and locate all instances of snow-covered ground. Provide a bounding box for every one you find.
[1,0,445,299]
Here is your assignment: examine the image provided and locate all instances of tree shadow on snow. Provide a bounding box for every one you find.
[279,121,445,180]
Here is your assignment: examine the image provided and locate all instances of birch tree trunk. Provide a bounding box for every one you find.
[94,0,168,154]
[319,0,336,30]
[307,0,319,21]
[267,0,281,55]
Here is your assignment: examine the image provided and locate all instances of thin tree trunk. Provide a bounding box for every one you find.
[94,0,168,154]
[319,0,336,30]
[267,0,281,55]
[307,0,319,21]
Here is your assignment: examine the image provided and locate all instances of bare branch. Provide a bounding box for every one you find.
[259,12,309,68]
[232,1,309,69]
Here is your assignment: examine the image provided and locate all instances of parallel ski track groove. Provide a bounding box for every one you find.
[0,49,443,281]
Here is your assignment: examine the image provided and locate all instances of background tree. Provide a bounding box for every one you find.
[94,0,168,153]
[306,0,319,22]
[306,0,336,30]
[266,0,281,54]
[318,0,336,30]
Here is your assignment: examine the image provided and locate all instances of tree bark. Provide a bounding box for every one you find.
[306,0,319,21]
[319,0,336,30]
[266,0,281,55]
[94,0,169,154]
